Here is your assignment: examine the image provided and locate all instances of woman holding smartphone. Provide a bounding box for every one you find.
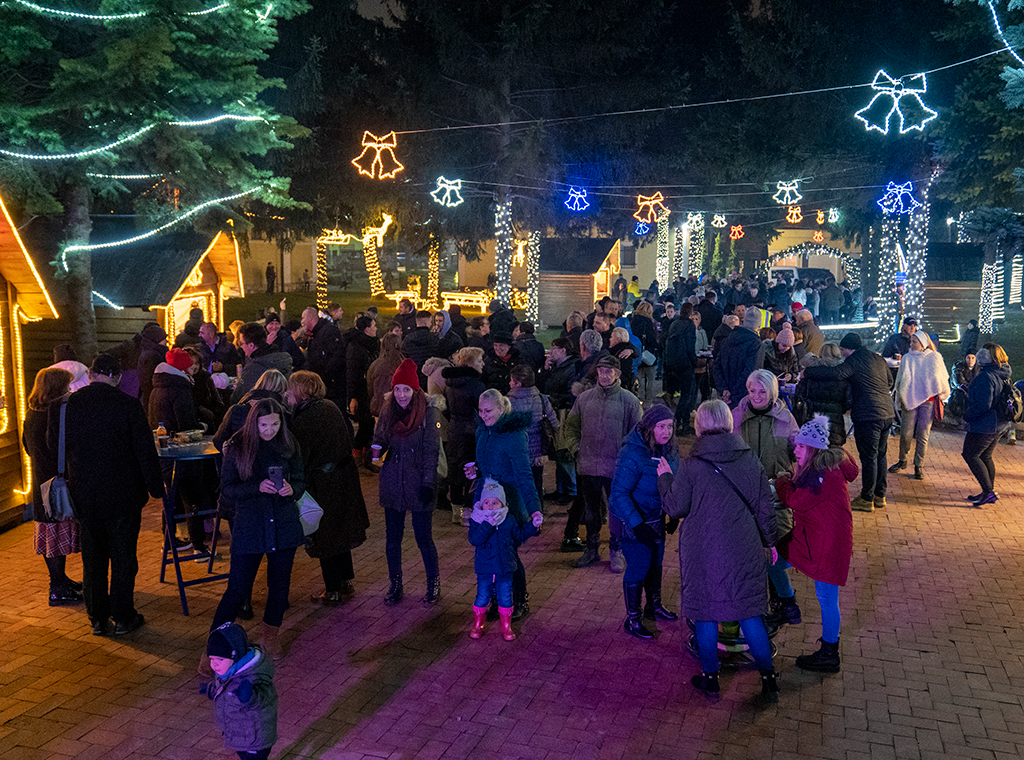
[203,398,305,670]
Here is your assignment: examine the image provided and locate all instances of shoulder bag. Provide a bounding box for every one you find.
[40,398,76,522]
[691,454,775,544]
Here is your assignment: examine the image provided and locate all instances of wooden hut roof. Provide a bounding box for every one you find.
[539,238,616,275]
[0,193,59,320]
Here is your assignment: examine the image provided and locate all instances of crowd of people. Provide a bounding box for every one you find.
[22,272,1019,755]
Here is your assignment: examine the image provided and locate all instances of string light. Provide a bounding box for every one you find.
[988,1,1024,67]
[772,180,802,205]
[875,216,902,342]
[0,114,264,161]
[828,207,840,223]
[903,167,939,324]
[994,246,1006,323]
[634,192,670,223]
[762,243,860,290]
[816,210,825,225]
[877,181,921,214]
[855,70,938,135]
[427,237,440,307]
[513,240,526,268]
[1010,253,1022,306]
[729,225,744,240]
[87,172,165,180]
[8,0,233,20]
[564,187,590,211]
[957,211,971,244]
[351,131,404,180]
[687,213,705,276]
[635,221,650,235]
[526,231,540,322]
[430,176,464,207]
[61,188,258,262]
[980,262,997,332]
[494,200,513,304]
[656,212,671,292]
[316,214,393,305]
[12,306,31,498]
[786,206,803,223]
[812,230,824,243]
[673,224,685,279]
[92,291,124,310]
[711,214,726,228]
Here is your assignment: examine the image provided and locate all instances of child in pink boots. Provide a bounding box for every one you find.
[468,479,541,640]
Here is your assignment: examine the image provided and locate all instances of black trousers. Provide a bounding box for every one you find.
[80,510,142,624]
[962,431,1000,493]
[673,369,697,430]
[852,417,891,499]
[352,406,374,450]
[579,474,619,549]
[320,550,354,591]
[213,547,297,629]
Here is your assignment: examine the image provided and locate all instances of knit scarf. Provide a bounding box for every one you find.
[388,390,426,437]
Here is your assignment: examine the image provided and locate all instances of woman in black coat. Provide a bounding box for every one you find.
[24,367,82,605]
[346,316,380,461]
[442,347,487,523]
[794,344,849,446]
[288,371,370,605]
[208,398,305,662]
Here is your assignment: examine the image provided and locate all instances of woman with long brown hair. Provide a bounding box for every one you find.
[25,367,82,606]
[206,398,305,664]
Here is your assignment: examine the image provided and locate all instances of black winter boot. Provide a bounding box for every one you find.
[572,538,600,568]
[691,672,720,702]
[486,595,499,622]
[759,669,780,704]
[764,595,801,627]
[421,576,441,606]
[623,581,655,640]
[511,590,529,621]
[642,565,678,621]
[796,638,841,673]
[383,574,403,606]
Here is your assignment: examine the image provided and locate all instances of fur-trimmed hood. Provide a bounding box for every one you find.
[483,409,532,434]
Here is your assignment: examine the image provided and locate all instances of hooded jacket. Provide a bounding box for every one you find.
[658,432,776,622]
[538,356,578,412]
[713,327,764,408]
[563,380,642,477]
[437,311,465,360]
[472,411,540,523]
[231,344,293,403]
[964,363,1013,434]
[731,396,798,479]
[208,625,277,753]
[147,363,200,433]
[468,505,538,575]
[609,428,679,537]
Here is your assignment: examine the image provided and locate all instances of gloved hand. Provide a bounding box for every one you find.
[231,680,254,704]
[665,517,680,535]
[419,485,435,504]
[633,522,660,548]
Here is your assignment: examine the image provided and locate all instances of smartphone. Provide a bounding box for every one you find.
[268,466,284,491]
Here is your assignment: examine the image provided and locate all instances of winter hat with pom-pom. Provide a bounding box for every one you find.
[480,478,506,505]
[794,414,831,450]
[391,357,420,389]
[775,322,795,351]
[742,306,763,332]
[165,348,193,372]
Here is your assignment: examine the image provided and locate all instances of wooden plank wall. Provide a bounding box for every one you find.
[922,281,981,337]
[0,281,27,531]
[539,274,594,329]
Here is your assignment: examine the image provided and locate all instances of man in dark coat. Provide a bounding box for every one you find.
[696,291,724,341]
[538,338,579,507]
[487,299,518,337]
[265,261,276,293]
[401,310,440,389]
[198,322,240,375]
[301,307,344,403]
[513,321,545,373]
[664,303,699,434]
[346,315,380,463]
[395,298,418,334]
[231,322,294,403]
[57,354,164,636]
[713,307,765,408]
[482,333,519,394]
[137,322,167,409]
[882,317,917,360]
[803,332,894,512]
[819,277,844,324]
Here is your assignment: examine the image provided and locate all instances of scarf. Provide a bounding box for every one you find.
[387,390,426,437]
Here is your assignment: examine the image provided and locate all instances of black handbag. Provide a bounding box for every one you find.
[40,398,75,521]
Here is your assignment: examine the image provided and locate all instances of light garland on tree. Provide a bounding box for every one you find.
[315,213,393,306]
[980,262,997,332]
[8,0,232,20]
[564,187,589,212]
[673,224,685,279]
[877,181,921,214]
[656,212,670,292]
[634,192,670,223]
[903,167,939,324]
[494,200,513,304]
[427,237,440,307]
[0,113,266,161]
[772,180,802,205]
[711,214,726,228]
[87,172,166,180]
[430,176,464,207]
[1010,253,1022,306]
[760,243,860,290]
[687,212,705,276]
[729,225,744,240]
[957,211,972,244]
[875,216,902,342]
[526,231,540,322]
[351,131,404,180]
[786,206,803,223]
[855,70,938,135]
[994,246,1006,323]
[988,1,1024,68]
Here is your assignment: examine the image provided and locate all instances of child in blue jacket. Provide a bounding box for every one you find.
[468,479,541,640]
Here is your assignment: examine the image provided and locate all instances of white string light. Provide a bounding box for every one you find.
[993,246,1006,323]
[903,167,939,324]
[988,1,1024,67]
[9,0,230,20]
[980,262,997,332]
[526,231,540,322]
[0,114,265,161]
[656,212,671,292]
[1010,253,1022,306]
[91,291,124,310]
[673,224,684,280]
[86,172,165,180]
[875,216,902,344]
[62,188,258,263]
[686,213,705,276]
[494,200,513,305]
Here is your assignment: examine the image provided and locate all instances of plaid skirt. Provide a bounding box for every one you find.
[34,520,81,557]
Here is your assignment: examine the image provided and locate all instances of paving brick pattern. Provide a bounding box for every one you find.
[3,426,1024,759]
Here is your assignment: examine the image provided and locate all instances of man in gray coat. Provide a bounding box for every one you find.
[563,355,642,570]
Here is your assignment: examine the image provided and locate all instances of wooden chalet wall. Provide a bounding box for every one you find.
[0,278,27,530]
[539,273,594,328]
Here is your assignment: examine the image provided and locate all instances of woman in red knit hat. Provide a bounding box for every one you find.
[371,358,443,606]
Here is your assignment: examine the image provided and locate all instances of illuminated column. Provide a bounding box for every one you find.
[526,231,540,323]
[903,168,937,323]
[427,237,440,307]
[494,200,513,304]
[875,216,901,344]
[979,262,997,332]
[656,212,671,292]
[1010,253,1022,306]
[673,224,685,280]
[363,237,385,297]
[993,247,1005,324]
[686,212,705,276]
[316,239,328,310]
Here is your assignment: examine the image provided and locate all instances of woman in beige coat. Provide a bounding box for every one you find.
[891,333,951,479]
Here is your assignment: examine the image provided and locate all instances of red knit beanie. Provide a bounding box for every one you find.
[391,357,420,389]
[165,348,193,372]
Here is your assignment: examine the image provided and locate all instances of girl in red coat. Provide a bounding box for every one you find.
[767,414,857,673]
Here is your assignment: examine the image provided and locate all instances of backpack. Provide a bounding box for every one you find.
[997,381,1024,424]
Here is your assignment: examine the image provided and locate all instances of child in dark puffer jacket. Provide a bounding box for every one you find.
[202,622,278,760]
[468,479,541,641]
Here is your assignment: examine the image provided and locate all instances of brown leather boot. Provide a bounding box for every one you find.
[260,623,283,660]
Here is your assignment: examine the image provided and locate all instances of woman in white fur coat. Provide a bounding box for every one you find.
[891,333,951,479]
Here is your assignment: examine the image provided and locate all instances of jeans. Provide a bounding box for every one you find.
[319,550,354,591]
[694,618,773,674]
[555,458,577,497]
[899,401,934,466]
[637,363,656,403]
[619,535,665,584]
[579,474,619,550]
[475,572,513,607]
[384,508,439,578]
[80,510,142,624]
[212,547,297,629]
[962,431,1000,493]
[768,557,841,643]
[852,417,891,499]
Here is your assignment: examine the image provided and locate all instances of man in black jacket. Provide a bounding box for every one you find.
[198,322,240,375]
[540,338,580,509]
[402,310,440,389]
[664,303,698,434]
[513,321,545,373]
[346,315,380,467]
[696,290,724,340]
[302,307,344,402]
[58,354,164,636]
[804,332,894,512]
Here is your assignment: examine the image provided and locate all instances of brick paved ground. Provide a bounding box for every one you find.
[3,424,1024,759]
